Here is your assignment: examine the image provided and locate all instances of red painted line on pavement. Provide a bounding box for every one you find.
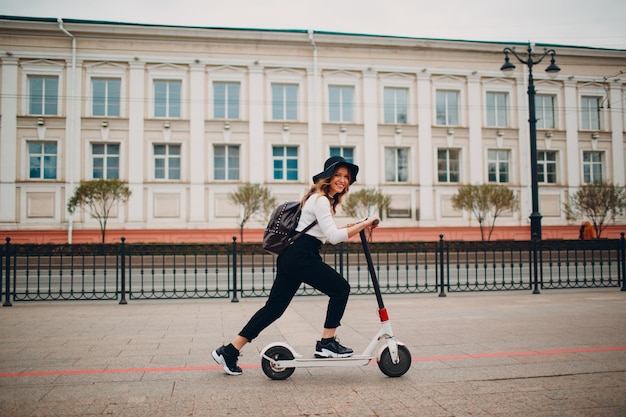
[1,346,625,378]
[413,345,626,362]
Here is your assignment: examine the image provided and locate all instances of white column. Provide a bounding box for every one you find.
[516,72,531,224]
[65,58,83,241]
[417,71,433,221]
[188,63,205,223]
[0,57,18,223]
[307,66,322,182]
[362,69,378,186]
[127,60,145,224]
[563,79,580,189]
[467,74,483,184]
[248,64,264,181]
[609,82,625,185]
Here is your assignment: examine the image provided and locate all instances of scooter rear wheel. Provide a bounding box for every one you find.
[378,345,411,377]
[261,346,296,380]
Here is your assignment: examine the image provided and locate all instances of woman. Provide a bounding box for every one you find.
[212,156,380,375]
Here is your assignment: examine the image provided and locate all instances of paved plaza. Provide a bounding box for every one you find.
[1,288,625,416]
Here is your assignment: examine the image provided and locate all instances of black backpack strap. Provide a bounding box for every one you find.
[292,219,318,241]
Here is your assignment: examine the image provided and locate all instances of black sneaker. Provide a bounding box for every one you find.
[212,345,242,375]
[315,337,354,358]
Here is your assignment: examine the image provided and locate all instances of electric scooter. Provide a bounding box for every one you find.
[260,222,412,380]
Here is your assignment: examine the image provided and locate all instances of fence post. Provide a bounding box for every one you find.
[620,232,626,291]
[531,233,541,294]
[438,234,446,297]
[231,236,239,303]
[119,237,127,305]
[3,237,11,307]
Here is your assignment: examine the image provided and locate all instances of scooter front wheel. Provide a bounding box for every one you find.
[261,346,296,380]
[378,345,411,377]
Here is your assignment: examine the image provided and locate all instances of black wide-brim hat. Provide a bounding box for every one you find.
[312,156,359,185]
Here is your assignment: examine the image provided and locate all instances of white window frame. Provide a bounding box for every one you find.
[485,91,509,128]
[152,143,183,181]
[271,145,299,181]
[534,80,561,130]
[432,76,466,127]
[537,150,558,184]
[380,73,414,125]
[328,85,355,123]
[323,70,360,123]
[266,68,304,122]
[329,146,356,163]
[384,147,409,183]
[20,60,64,116]
[26,140,58,180]
[85,62,127,117]
[482,78,515,129]
[578,83,607,131]
[90,142,121,180]
[213,144,241,181]
[487,149,511,183]
[208,66,247,120]
[147,64,187,119]
[437,148,461,183]
[582,151,604,184]
[435,90,460,126]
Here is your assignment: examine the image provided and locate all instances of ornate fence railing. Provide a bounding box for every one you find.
[2,234,625,305]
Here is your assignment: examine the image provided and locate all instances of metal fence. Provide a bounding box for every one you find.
[2,234,625,305]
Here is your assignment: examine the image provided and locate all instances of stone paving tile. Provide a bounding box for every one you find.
[1,289,625,416]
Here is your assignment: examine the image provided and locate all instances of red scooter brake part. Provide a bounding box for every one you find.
[378,307,389,322]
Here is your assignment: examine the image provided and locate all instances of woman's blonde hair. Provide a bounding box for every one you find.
[300,169,351,214]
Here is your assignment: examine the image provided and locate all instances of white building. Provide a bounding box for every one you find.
[0,16,624,241]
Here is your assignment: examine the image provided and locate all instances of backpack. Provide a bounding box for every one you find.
[263,201,318,255]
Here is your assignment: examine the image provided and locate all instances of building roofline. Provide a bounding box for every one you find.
[1,14,624,52]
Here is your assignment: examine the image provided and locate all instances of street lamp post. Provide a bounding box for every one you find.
[500,42,561,240]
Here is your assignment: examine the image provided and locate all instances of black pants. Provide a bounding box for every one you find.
[238,234,351,341]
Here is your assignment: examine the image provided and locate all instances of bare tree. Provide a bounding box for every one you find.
[564,182,626,238]
[228,183,276,242]
[343,188,391,218]
[452,184,518,241]
[67,179,132,243]
[343,188,390,240]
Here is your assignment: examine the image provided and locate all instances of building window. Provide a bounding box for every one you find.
[384,87,408,124]
[437,149,460,183]
[29,76,58,115]
[272,146,298,181]
[384,147,408,183]
[328,85,354,122]
[537,151,557,184]
[436,90,459,126]
[329,147,354,163]
[581,96,601,130]
[214,145,240,180]
[486,92,508,127]
[213,82,240,119]
[535,95,555,129]
[92,143,120,179]
[583,151,603,184]
[92,78,121,117]
[487,149,510,183]
[154,144,181,180]
[28,142,57,179]
[154,80,181,118]
[272,84,298,121]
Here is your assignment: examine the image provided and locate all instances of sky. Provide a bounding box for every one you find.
[2,0,626,50]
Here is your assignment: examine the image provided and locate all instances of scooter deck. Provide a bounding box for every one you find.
[265,354,374,368]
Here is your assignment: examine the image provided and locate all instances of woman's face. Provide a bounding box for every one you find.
[329,166,350,196]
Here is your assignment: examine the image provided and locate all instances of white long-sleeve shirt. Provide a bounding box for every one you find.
[296,194,348,245]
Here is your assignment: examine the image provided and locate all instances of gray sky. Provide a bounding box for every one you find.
[2,0,626,49]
